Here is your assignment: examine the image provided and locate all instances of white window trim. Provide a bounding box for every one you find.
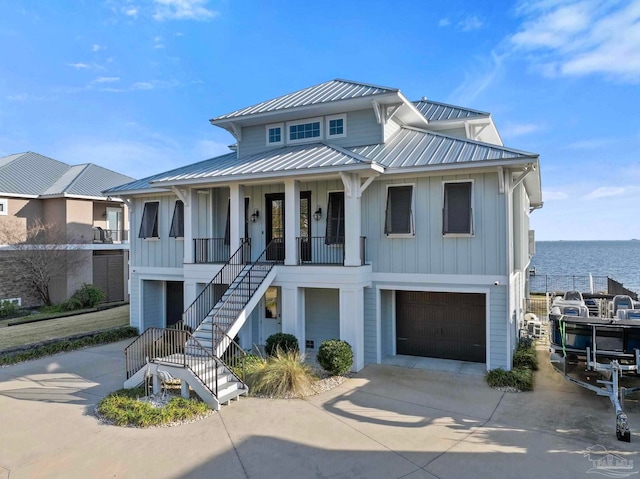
[0,198,7,216]
[265,123,284,146]
[326,114,347,139]
[140,200,161,241]
[384,183,416,238]
[442,179,475,237]
[287,117,323,144]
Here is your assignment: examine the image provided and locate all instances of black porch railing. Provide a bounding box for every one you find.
[296,236,366,265]
[194,238,231,264]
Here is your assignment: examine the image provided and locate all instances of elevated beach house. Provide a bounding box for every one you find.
[108,80,542,405]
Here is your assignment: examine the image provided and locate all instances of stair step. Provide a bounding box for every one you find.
[217,387,247,406]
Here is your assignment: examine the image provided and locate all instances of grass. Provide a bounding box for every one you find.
[246,349,316,398]
[486,340,538,391]
[96,387,211,427]
[0,305,130,351]
[0,326,138,365]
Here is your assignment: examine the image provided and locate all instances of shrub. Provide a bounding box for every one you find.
[62,297,84,312]
[69,284,105,308]
[264,333,299,357]
[0,300,22,319]
[486,367,534,391]
[246,348,315,398]
[513,343,538,371]
[96,387,210,427]
[316,339,353,376]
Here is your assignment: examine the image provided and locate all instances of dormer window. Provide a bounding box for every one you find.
[288,118,322,143]
[266,123,283,146]
[326,114,346,138]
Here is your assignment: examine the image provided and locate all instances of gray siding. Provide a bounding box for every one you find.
[130,274,141,330]
[489,287,508,369]
[363,286,376,364]
[362,173,506,276]
[142,280,164,329]
[380,289,394,359]
[196,190,211,238]
[304,288,339,350]
[132,196,184,268]
[238,109,382,158]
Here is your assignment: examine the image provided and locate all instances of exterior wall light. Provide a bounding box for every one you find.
[313,207,322,221]
[250,209,260,223]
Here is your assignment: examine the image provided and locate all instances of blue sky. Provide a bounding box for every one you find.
[1,0,639,240]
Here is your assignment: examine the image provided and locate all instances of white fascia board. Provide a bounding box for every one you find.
[104,187,173,197]
[0,192,39,199]
[371,272,508,285]
[381,156,539,177]
[396,91,430,128]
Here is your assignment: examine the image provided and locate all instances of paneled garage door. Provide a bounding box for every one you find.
[396,291,486,363]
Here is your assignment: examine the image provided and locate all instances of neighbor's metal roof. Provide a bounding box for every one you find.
[211,79,398,122]
[412,100,489,122]
[348,127,535,169]
[0,152,134,198]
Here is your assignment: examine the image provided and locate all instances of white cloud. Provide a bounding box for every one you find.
[438,18,450,27]
[510,1,640,82]
[154,36,165,48]
[7,93,29,102]
[152,0,218,21]
[567,137,615,149]
[501,122,542,137]
[94,76,120,83]
[450,51,505,104]
[458,15,483,31]
[68,62,89,69]
[123,6,139,17]
[91,44,105,52]
[543,190,569,200]
[132,81,154,90]
[585,186,625,199]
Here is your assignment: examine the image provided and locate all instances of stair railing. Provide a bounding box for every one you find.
[181,238,251,331]
[213,323,247,385]
[210,240,283,352]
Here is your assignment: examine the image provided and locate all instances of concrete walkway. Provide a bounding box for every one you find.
[0,340,637,479]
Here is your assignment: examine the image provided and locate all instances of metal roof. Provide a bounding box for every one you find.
[412,100,489,122]
[0,152,135,198]
[211,79,398,122]
[348,127,535,169]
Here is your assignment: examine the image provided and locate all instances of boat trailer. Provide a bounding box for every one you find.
[550,322,640,442]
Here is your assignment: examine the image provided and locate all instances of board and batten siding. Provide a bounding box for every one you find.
[131,196,184,268]
[304,288,339,350]
[489,286,508,369]
[130,274,141,330]
[142,280,164,330]
[237,109,383,158]
[362,173,506,276]
[363,286,377,364]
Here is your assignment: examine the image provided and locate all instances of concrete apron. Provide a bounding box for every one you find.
[0,340,637,479]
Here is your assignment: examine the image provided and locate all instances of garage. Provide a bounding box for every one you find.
[396,291,486,363]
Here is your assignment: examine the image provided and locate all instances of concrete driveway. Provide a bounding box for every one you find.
[0,340,638,479]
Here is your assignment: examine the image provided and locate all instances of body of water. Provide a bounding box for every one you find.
[530,241,640,294]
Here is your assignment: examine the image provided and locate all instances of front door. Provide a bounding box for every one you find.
[262,286,281,342]
[265,192,311,262]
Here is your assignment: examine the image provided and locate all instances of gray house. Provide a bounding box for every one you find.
[108,79,541,405]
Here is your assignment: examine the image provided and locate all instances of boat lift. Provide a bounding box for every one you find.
[550,320,640,442]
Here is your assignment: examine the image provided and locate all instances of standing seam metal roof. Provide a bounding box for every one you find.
[210,79,398,121]
[412,100,489,121]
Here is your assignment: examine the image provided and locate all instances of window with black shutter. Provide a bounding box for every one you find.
[443,182,473,235]
[138,201,159,239]
[169,200,184,238]
[384,185,413,235]
[325,192,345,245]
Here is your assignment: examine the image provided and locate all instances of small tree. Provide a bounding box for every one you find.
[8,219,85,306]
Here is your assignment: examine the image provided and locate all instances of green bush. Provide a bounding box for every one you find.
[246,348,315,398]
[97,387,210,427]
[264,333,299,357]
[0,300,23,319]
[69,284,105,308]
[486,367,534,391]
[316,339,353,376]
[513,343,539,371]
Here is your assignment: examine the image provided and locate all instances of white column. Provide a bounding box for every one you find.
[183,280,197,310]
[340,286,364,371]
[281,286,305,348]
[342,173,362,266]
[229,183,245,252]
[284,179,300,266]
[183,188,196,264]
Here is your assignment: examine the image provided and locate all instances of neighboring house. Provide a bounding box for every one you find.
[108,79,542,385]
[0,152,135,306]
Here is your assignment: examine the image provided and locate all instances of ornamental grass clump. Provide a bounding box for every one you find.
[316,339,353,376]
[246,348,315,398]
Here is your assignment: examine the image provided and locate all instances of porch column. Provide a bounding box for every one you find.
[229,183,245,253]
[183,188,196,264]
[284,179,300,266]
[340,286,364,371]
[341,173,362,266]
[281,286,305,348]
[183,280,197,310]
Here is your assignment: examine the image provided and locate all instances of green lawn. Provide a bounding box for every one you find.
[0,305,130,351]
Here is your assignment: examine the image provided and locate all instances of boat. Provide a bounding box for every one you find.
[548,291,640,442]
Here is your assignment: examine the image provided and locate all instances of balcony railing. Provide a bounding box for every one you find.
[93,228,128,243]
[194,238,230,264]
[296,236,366,265]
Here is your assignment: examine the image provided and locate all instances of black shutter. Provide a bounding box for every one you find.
[384,186,413,234]
[325,192,344,245]
[223,199,230,245]
[169,200,184,238]
[444,182,472,234]
[138,202,159,238]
